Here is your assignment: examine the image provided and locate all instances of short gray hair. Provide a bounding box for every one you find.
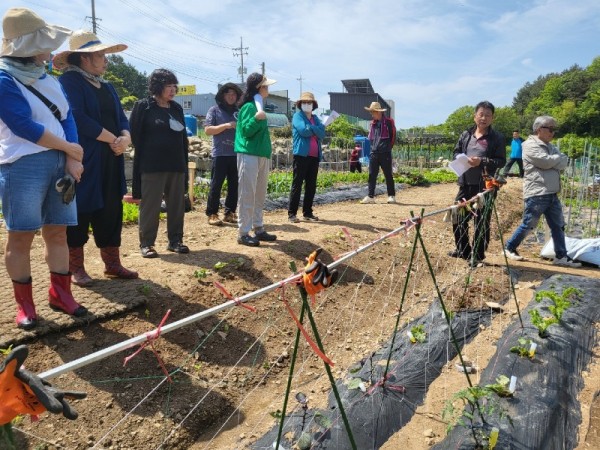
[532,115,557,133]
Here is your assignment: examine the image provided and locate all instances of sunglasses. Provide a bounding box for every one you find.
[168,114,185,132]
[540,126,557,133]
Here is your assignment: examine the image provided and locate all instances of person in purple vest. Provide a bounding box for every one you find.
[205,82,242,226]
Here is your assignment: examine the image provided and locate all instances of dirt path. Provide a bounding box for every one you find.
[1,179,598,449]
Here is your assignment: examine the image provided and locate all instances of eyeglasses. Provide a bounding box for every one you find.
[541,126,557,133]
[168,114,185,132]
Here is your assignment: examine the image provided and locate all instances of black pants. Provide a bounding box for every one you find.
[368,152,395,197]
[67,145,123,248]
[452,184,496,260]
[503,158,524,177]
[288,155,319,218]
[350,162,362,173]
[206,155,238,216]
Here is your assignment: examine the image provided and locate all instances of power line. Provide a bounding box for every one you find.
[117,0,233,49]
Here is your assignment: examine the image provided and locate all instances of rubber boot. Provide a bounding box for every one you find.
[101,247,138,279]
[13,277,37,330]
[48,272,88,316]
[69,246,93,287]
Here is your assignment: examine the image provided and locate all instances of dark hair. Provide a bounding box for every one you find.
[3,55,36,64]
[475,100,495,115]
[66,52,83,67]
[148,68,178,96]
[215,82,242,107]
[239,72,263,106]
[513,129,520,133]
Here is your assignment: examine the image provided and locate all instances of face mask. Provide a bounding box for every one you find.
[301,103,313,113]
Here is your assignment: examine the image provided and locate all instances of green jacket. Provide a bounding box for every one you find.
[234,102,272,158]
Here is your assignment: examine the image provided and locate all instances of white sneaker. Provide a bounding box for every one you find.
[360,196,375,204]
[504,248,524,261]
[387,196,396,204]
[552,256,582,268]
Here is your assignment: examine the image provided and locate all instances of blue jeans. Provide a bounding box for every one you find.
[506,193,567,259]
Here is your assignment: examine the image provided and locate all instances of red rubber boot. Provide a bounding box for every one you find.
[13,277,37,330]
[101,247,138,279]
[48,272,88,316]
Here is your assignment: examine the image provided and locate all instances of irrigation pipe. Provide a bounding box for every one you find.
[38,189,497,381]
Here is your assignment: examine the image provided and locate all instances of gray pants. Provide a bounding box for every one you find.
[139,172,186,247]
[237,153,270,236]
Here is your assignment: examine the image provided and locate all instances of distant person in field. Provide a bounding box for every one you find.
[205,82,242,226]
[360,101,397,204]
[503,116,581,267]
[288,91,325,223]
[502,129,524,177]
[234,73,278,247]
[449,100,505,267]
[350,144,362,173]
[54,30,138,285]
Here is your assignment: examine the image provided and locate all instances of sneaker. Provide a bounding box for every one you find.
[504,248,524,261]
[140,246,159,258]
[167,242,190,254]
[238,234,260,247]
[288,215,300,223]
[303,214,319,221]
[387,196,396,204]
[223,212,237,223]
[360,196,375,204]
[208,214,223,226]
[254,230,277,242]
[552,256,582,268]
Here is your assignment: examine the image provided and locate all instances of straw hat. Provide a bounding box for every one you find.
[256,75,276,88]
[296,92,318,110]
[364,101,387,112]
[1,7,71,57]
[52,30,127,70]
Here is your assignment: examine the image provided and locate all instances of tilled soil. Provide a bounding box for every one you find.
[1,179,599,450]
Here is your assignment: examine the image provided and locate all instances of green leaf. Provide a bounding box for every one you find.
[314,412,332,429]
[347,378,363,390]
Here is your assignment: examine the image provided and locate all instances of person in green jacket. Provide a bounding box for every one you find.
[234,73,277,246]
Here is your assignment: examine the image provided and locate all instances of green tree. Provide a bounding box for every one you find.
[444,105,474,138]
[491,106,520,144]
[107,55,148,99]
[512,73,557,115]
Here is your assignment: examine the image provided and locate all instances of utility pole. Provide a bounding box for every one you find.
[91,0,97,33]
[86,0,99,33]
[297,73,303,96]
[261,62,265,76]
[232,37,248,83]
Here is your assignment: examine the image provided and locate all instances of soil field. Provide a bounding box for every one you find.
[1,179,599,450]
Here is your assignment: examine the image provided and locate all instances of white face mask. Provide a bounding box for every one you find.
[301,103,313,113]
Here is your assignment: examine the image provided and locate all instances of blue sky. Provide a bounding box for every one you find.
[16,0,600,128]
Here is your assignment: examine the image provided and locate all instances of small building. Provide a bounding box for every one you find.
[173,93,216,117]
[328,79,392,121]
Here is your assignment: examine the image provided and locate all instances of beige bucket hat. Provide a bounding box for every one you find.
[52,30,127,70]
[364,101,387,112]
[296,92,318,110]
[1,7,71,57]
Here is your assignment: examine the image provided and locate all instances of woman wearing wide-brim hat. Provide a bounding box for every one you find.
[53,30,138,286]
[287,92,325,223]
[0,8,88,329]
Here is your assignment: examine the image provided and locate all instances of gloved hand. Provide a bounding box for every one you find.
[0,345,86,425]
[303,248,338,297]
[55,175,76,204]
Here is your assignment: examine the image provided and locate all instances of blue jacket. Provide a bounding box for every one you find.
[59,71,128,213]
[292,110,325,160]
[510,137,523,159]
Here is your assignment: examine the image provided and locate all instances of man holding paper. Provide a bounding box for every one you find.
[449,101,505,266]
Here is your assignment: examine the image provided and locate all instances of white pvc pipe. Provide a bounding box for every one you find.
[39,191,492,381]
